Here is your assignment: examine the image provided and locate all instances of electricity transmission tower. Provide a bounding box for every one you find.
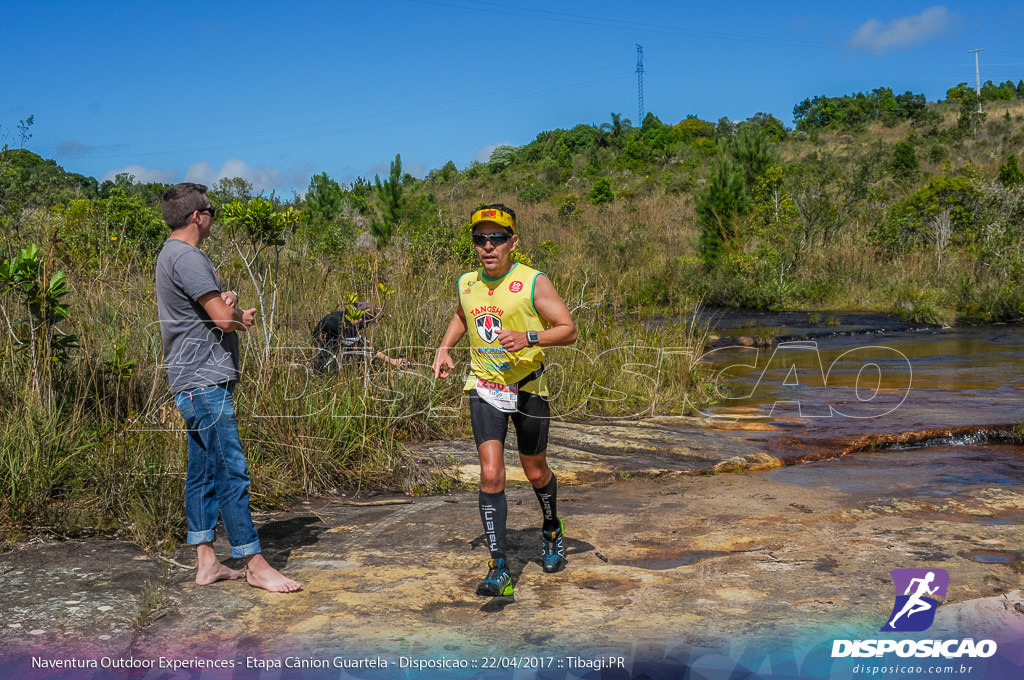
[636,44,645,123]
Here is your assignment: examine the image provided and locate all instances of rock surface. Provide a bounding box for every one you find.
[3,418,1024,676]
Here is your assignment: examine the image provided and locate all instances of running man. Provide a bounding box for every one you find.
[432,203,578,596]
[888,571,940,628]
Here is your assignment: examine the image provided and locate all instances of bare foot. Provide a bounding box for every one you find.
[244,554,302,593]
[195,562,244,585]
[194,542,244,585]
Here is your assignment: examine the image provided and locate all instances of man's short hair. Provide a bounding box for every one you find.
[162,182,209,230]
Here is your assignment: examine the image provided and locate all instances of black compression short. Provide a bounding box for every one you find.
[469,389,551,455]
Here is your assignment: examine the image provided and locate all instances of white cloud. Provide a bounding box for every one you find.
[183,159,310,196]
[848,6,958,53]
[473,141,513,165]
[101,164,177,184]
[367,157,428,180]
[404,162,428,179]
[369,160,391,178]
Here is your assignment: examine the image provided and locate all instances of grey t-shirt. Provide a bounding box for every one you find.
[155,238,240,393]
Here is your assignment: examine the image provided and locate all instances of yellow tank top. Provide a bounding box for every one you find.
[458,262,547,395]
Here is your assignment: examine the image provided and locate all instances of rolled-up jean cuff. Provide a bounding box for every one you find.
[230,539,262,559]
[187,530,216,545]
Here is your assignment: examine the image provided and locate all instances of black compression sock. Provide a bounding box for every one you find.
[478,490,508,559]
[533,473,560,535]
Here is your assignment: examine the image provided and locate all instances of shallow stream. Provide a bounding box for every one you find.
[698,315,1024,505]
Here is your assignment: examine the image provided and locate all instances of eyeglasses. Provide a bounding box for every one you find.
[472,232,512,247]
[197,206,216,218]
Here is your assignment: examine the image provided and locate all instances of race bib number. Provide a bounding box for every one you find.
[476,378,518,413]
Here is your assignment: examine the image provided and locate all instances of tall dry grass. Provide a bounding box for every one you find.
[1,201,716,550]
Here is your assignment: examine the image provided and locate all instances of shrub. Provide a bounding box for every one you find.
[589,178,614,205]
[998,152,1024,187]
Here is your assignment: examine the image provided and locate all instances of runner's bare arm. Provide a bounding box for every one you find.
[497,274,577,352]
[433,306,468,379]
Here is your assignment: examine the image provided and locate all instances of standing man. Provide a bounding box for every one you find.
[432,203,577,597]
[155,182,301,593]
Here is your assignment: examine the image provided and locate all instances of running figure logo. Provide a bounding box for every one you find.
[881,568,949,632]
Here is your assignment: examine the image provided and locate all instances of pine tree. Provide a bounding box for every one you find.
[305,172,344,224]
[727,124,780,188]
[371,154,404,247]
[695,156,750,266]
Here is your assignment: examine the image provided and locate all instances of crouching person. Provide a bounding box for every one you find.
[312,300,406,372]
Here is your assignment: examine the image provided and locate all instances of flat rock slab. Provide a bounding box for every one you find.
[4,419,1024,677]
[4,476,1024,668]
[407,416,777,485]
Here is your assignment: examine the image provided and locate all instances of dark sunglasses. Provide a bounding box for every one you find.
[472,232,512,247]
[197,206,216,218]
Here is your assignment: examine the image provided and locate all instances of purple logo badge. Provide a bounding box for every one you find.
[881,568,949,632]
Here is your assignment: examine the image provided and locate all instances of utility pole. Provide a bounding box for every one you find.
[636,44,645,124]
[969,48,984,113]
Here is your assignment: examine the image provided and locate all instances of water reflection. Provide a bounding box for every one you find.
[703,325,1024,436]
[700,323,1024,494]
[765,445,1024,496]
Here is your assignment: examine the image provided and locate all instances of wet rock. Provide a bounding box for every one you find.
[711,453,783,473]
[710,335,757,348]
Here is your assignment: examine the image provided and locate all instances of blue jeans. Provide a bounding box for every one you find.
[174,384,261,558]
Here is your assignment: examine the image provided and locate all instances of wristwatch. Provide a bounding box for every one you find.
[526,330,540,347]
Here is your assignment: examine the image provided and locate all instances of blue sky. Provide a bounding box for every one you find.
[4,1,1023,195]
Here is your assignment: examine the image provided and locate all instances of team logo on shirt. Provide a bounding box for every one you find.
[509,280,523,293]
[475,313,502,343]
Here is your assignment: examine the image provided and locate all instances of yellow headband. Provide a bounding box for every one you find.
[470,207,516,232]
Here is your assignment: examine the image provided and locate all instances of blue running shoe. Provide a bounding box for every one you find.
[541,518,566,573]
[476,558,513,596]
